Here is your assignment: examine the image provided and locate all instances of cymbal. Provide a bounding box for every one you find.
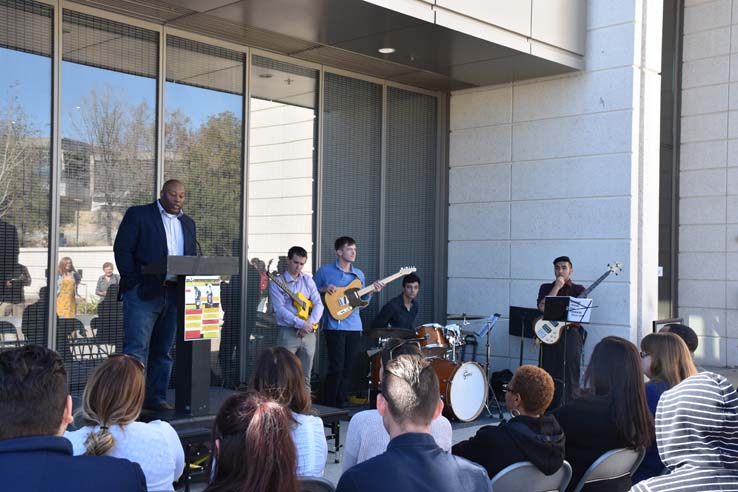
[363,327,417,339]
[446,313,486,321]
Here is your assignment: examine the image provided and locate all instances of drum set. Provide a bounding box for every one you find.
[366,314,503,422]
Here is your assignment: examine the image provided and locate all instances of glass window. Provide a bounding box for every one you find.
[59,10,157,390]
[164,36,244,388]
[0,0,53,351]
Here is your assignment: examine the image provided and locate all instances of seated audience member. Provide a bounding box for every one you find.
[453,365,565,479]
[249,346,327,477]
[343,338,453,472]
[65,354,184,491]
[632,332,698,483]
[631,372,738,492]
[0,345,146,492]
[658,323,698,356]
[207,391,298,492]
[553,336,653,492]
[336,355,490,492]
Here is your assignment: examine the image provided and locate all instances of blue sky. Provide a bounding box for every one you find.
[0,47,242,138]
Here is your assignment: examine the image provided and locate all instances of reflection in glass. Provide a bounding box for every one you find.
[59,11,157,391]
[164,36,244,388]
[247,56,318,382]
[0,0,53,350]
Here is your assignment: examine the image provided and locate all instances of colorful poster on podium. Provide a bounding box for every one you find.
[184,275,223,340]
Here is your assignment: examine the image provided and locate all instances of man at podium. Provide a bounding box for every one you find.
[114,179,198,412]
[536,255,585,410]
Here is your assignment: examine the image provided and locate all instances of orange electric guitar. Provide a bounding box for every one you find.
[324,266,416,321]
[268,272,318,331]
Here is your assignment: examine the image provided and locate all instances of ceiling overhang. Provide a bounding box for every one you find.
[68,0,584,92]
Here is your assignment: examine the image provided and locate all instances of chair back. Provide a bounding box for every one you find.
[491,461,572,492]
[571,448,645,492]
[298,476,335,492]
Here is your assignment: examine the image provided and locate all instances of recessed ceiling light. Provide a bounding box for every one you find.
[378,47,395,54]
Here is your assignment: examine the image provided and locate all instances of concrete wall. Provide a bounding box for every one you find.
[679,0,738,367]
[447,0,663,372]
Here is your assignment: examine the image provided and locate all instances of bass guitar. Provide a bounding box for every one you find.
[324,266,416,321]
[534,262,622,345]
[267,272,318,331]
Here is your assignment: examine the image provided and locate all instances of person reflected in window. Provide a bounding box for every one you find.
[95,262,119,298]
[56,257,80,318]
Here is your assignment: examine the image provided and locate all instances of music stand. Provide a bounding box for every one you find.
[508,306,541,367]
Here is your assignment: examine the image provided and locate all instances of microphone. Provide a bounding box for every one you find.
[177,215,203,256]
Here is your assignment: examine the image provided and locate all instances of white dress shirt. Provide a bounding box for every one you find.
[157,200,184,281]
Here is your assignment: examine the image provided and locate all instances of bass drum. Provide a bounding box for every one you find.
[430,359,488,422]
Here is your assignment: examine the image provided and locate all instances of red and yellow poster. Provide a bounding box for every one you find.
[184,276,222,340]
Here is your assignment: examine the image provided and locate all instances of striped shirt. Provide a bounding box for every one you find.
[630,372,738,492]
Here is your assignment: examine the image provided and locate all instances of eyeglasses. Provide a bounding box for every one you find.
[109,352,145,370]
[502,383,516,394]
[640,351,650,359]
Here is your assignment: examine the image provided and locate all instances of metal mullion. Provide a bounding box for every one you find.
[434,93,449,323]
[47,0,61,348]
[315,68,324,267]
[239,47,251,382]
[250,48,322,72]
[156,27,165,191]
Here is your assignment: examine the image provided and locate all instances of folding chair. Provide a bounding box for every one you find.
[571,448,645,492]
[298,476,336,492]
[491,461,572,492]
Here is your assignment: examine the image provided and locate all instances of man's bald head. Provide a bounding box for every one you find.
[159,180,185,214]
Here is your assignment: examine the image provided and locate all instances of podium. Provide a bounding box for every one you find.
[143,256,239,416]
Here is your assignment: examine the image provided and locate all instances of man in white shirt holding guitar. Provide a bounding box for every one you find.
[536,256,586,410]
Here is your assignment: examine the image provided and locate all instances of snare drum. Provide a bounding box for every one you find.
[430,359,488,422]
[415,323,448,357]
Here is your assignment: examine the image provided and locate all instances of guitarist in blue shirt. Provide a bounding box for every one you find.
[315,236,384,408]
[537,256,585,410]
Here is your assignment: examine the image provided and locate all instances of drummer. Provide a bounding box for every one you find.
[371,273,420,331]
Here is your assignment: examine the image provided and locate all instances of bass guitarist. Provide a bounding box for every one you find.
[315,236,384,408]
[269,245,324,389]
[537,255,585,410]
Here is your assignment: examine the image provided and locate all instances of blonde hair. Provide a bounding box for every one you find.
[57,257,73,276]
[79,355,145,456]
[641,332,698,388]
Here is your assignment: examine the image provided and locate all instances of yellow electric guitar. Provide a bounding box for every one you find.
[324,266,417,321]
[268,272,318,331]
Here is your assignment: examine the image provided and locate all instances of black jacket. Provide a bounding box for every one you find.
[452,414,565,479]
[553,395,632,492]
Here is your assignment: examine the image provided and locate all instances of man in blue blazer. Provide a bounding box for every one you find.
[0,345,146,492]
[114,179,197,411]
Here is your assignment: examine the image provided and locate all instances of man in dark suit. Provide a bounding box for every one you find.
[114,179,197,411]
[336,354,490,492]
[0,345,146,492]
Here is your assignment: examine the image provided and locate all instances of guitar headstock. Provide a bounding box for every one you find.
[608,262,623,275]
[399,266,417,275]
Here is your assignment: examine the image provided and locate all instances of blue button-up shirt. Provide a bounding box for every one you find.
[269,270,324,329]
[314,261,370,332]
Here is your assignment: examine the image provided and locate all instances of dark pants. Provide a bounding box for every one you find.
[122,285,178,405]
[324,330,361,408]
[541,325,583,410]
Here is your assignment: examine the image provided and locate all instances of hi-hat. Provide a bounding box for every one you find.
[363,327,417,339]
[446,313,486,321]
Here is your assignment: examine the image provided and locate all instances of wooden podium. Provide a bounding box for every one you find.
[144,255,239,416]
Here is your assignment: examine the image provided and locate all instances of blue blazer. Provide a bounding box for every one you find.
[114,201,197,300]
[0,435,146,492]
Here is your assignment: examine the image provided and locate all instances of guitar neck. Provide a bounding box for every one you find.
[356,270,407,297]
[269,273,303,305]
[581,270,613,297]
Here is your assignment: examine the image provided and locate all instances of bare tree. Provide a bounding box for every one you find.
[71,85,154,243]
[0,93,34,219]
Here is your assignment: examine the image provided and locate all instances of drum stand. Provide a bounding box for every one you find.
[477,315,505,422]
